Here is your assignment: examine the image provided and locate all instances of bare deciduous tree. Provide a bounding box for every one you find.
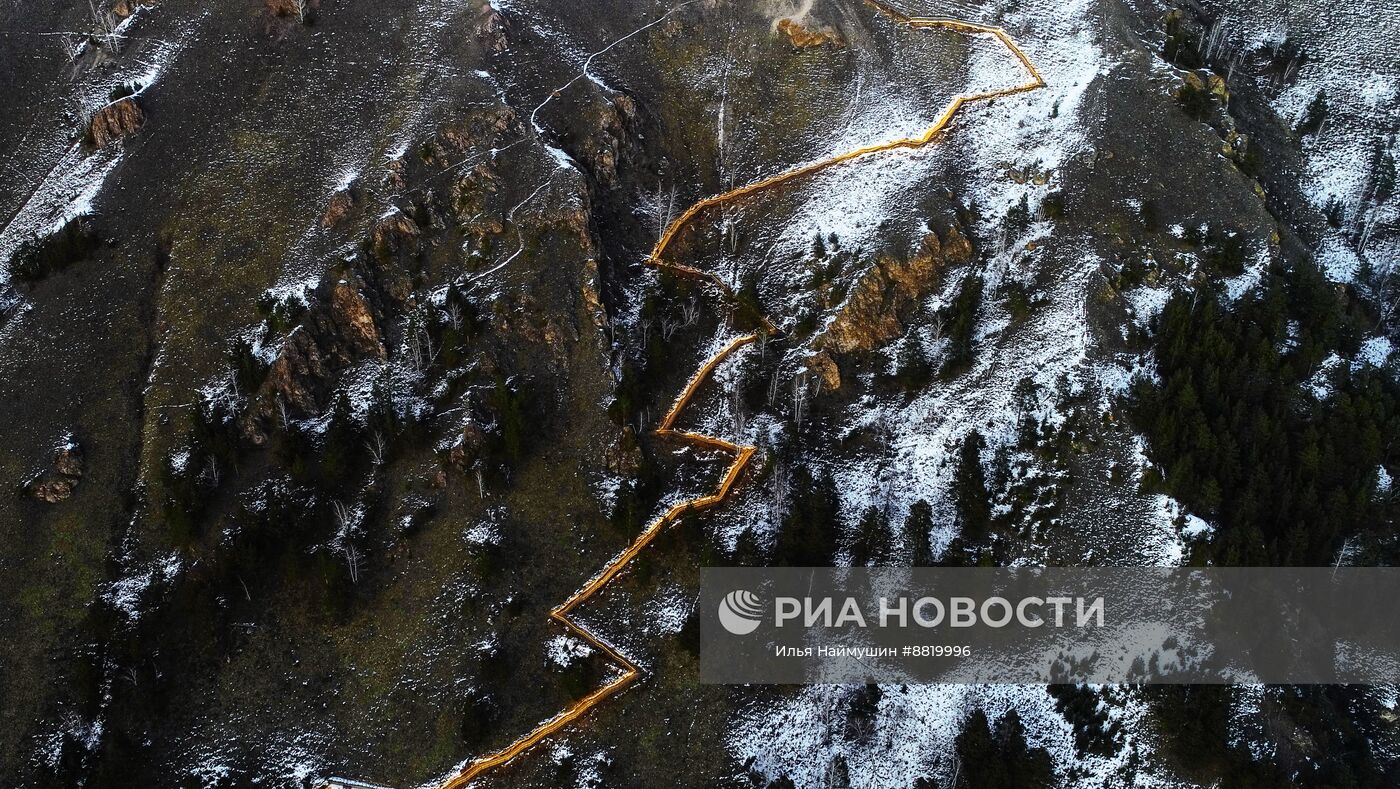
[792,372,808,428]
[89,0,121,54]
[55,33,84,63]
[653,176,677,242]
[332,501,361,583]
[343,543,361,584]
[365,430,387,466]
[407,321,438,373]
[730,380,746,435]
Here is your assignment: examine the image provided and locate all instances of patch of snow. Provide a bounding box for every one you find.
[546,634,594,668]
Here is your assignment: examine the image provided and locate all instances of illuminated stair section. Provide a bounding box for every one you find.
[423,1,1048,786]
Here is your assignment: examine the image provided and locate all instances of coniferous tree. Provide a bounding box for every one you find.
[850,505,889,566]
[943,274,984,376]
[904,499,936,565]
[776,466,839,566]
[367,368,399,437]
[1296,90,1328,136]
[953,431,993,539]
[954,708,1054,789]
[488,372,527,464]
[732,527,762,565]
[322,390,360,485]
[895,337,933,390]
[1373,150,1396,205]
[1131,264,1400,566]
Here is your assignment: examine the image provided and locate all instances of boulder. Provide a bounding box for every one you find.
[27,440,84,504]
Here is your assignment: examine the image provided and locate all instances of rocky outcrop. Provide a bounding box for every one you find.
[321,188,359,228]
[424,106,517,168]
[942,224,974,264]
[448,416,489,471]
[821,227,972,353]
[111,0,148,19]
[264,329,326,415]
[369,210,420,259]
[27,439,84,504]
[576,94,637,187]
[265,0,317,19]
[88,97,144,147]
[365,210,420,308]
[239,278,386,443]
[473,1,509,52]
[776,18,844,49]
[804,350,842,391]
[328,280,386,360]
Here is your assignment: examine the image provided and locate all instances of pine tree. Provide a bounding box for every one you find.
[229,338,267,394]
[943,274,984,376]
[367,368,399,437]
[732,527,763,566]
[776,466,839,566]
[321,390,360,484]
[955,708,1055,788]
[489,372,526,464]
[953,430,993,538]
[849,505,889,566]
[895,337,932,390]
[1006,193,1031,237]
[1297,90,1328,136]
[904,499,935,565]
[735,272,764,331]
[1373,150,1395,204]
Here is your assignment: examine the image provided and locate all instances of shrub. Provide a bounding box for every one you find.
[9,216,101,283]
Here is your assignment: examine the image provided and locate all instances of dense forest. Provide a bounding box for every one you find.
[1132,259,1400,565]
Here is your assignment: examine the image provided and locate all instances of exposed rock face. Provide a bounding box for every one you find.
[578,94,637,187]
[27,440,84,504]
[423,106,517,168]
[328,280,386,360]
[265,330,325,413]
[88,97,144,147]
[821,227,970,353]
[370,210,420,259]
[804,350,842,391]
[248,328,327,433]
[579,258,607,330]
[239,287,385,445]
[320,188,358,228]
[111,0,146,19]
[365,210,420,308]
[473,1,509,52]
[448,417,489,470]
[776,18,844,49]
[941,224,974,264]
[265,0,318,18]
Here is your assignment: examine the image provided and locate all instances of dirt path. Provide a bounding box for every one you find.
[435,2,1046,785]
